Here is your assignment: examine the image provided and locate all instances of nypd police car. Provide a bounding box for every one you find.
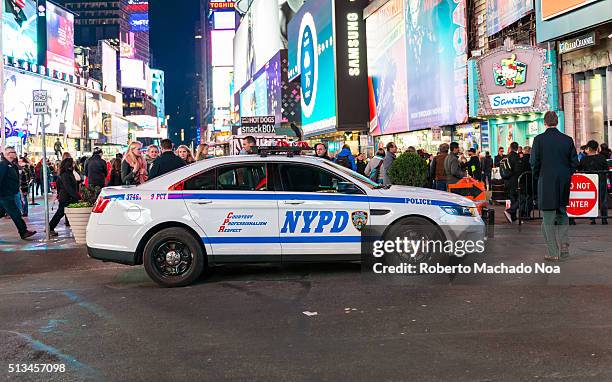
[87,150,485,287]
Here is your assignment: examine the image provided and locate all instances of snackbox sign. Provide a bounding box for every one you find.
[474,45,552,115]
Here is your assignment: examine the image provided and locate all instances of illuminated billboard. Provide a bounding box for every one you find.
[211,30,235,67]
[101,41,118,93]
[288,0,369,137]
[151,69,165,124]
[2,0,38,63]
[366,0,408,136]
[46,1,75,75]
[120,58,151,92]
[487,0,533,36]
[210,0,235,10]
[405,0,468,130]
[129,13,149,32]
[213,67,233,109]
[3,69,80,137]
[213,10,236,29]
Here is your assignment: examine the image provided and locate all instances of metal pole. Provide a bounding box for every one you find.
[41,113,50,241]
[0,0,5,153]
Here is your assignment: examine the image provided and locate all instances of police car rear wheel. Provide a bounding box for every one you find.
[143,228,205,287]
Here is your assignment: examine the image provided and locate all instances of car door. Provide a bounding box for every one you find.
[183,162,281,262]
[275,162,370,261]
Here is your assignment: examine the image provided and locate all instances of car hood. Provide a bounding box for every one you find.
[376,185,474,207]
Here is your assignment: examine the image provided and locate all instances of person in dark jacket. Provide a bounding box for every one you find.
[355,153,367,175]
[148,139,186,180]
[531,111,579,260]
[18,157,31,217]
[85,148,108,188]
[334,144,357,171]
[430,143,449,191]
[481,151,493,190]
[578,140,608,225]
[314,143,331,160]
[49,158,80,236]
[108,158,123,187]
[0,147,36,239]
[503,142,522,223]
[466,148,482,181]
[494,147,505,168]
[518,146,534,219]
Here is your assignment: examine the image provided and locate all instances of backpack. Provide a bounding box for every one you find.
[499,157,512,179]
[336,155,351,169]
[369,159,384,181]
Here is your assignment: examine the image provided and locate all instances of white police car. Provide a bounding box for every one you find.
[87,150,484,286]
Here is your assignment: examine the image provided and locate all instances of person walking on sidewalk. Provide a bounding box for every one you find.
[85,147,108,188]
[502,142,521,223]
[49,158,80,237]
[0,147,36,240]
[481,151,493,190]
[530,111,579,261]
[578,140,608,225]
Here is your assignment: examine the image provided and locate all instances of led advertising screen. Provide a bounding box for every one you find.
[129,13,149,32]
[120,58,150,91]
[211,30,235,67]
[405,0,468,130]
[366,0,408,136]
[487,0,533,36]
[237,52,283,123]
[213,11,236,29]
[288,0,336,137]
[3,0,38,63]
[46,1,75,75]
[102,41,118,93]
[212,67,233,109]
[151,69,165,123]
[3,69,79,138]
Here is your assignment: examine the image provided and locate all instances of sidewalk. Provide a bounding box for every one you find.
[0,194,80,253]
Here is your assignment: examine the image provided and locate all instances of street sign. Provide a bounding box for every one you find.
[448,177,486,201]
[567,173,599,217]
[33,90,48,115]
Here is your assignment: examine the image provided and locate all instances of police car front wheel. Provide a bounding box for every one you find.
[143,228,205,287]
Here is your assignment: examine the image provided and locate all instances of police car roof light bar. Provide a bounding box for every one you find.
[258,146,303,158]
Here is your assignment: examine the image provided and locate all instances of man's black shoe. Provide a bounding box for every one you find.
[20,230,37,240]
[49,230,59,237]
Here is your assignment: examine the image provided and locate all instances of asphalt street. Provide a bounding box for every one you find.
[1,202,612,381]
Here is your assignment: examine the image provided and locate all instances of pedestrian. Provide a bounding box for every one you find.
[177,145,195,164]
[481,151,493,190]
[18,157,31,217]
[85,147,108,188]
[54,138,63,158]
[578,140,608,225]
[148,139,186,180]
[494,146,505,167]
[502,142,521,223]
[34,160,43,195]
[334,144,357,171]
[240,136,257,155]
[356,153,367,175]
[430,143,449,191]
[314,143,331,160]
[146,145,160,172]
[0,147,36,240]
[530,111,579,261]
[382,142,398,186]
[518,145,534,219]
[600,143,612,159]
[108,157,123,187]
[444,142,465,186]
[406,146,416,154]
[365,148,385,183]
[49,158,80,237]
[195,143,213,160]
[121,141,148,185]
[466,148,482,181]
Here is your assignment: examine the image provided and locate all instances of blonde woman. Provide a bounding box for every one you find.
[195,143,213,161]
[121,141,148,185]
[177,145,195,164]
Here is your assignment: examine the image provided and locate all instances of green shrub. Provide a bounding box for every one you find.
[387,152,428,187]
[67,185,101,208]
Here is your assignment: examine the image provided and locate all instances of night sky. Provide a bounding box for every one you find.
[149,0,200,143]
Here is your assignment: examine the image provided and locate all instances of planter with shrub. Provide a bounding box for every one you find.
[387,152,429,187]
[65,186,100,244]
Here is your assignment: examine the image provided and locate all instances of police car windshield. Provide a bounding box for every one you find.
[326,161,381,189]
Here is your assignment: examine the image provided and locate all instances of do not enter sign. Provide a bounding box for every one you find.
[567,173,599,217]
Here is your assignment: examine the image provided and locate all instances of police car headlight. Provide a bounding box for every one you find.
[441,206,478,217]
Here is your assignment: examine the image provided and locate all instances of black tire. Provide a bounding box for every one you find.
[383,216,445,270]
[143,228,205,287]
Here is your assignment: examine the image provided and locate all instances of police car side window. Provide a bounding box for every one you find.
[217,164,267,191]
[184,170,216,191]
[279,164,363,194]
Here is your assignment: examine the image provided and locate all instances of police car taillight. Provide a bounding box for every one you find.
[169,181,184,191]
[92,197,110,213]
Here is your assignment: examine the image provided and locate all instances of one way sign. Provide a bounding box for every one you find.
[33,90,48,115]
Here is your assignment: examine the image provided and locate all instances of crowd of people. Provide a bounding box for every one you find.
[1,112,610,246]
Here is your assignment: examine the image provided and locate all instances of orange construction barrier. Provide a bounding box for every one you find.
[447,177,486,202]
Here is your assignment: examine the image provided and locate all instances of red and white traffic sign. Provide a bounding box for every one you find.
[567,173,599,217]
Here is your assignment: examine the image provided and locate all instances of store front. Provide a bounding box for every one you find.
[558,25,612,147]
[468,43,561,154]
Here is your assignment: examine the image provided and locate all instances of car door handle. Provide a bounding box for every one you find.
[190,200,213,205]
[283,200,304,205]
